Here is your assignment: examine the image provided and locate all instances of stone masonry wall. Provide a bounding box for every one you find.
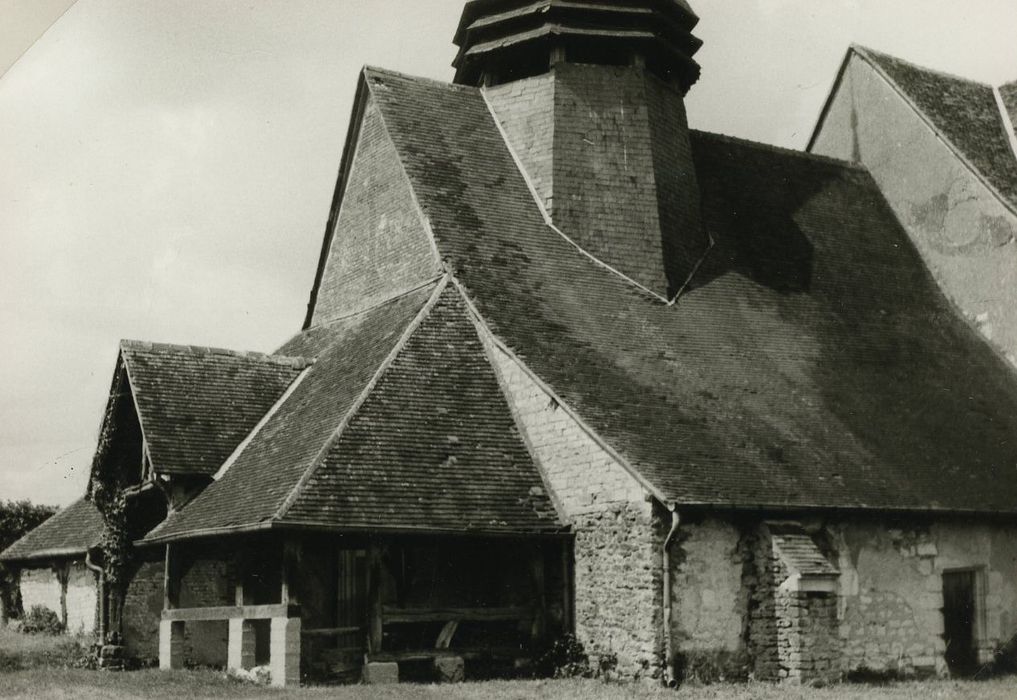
[311,93,441,326]
[481,332,662,680]
[811,53,1017,365]
[669,519,751,682]
[123,557,164,661]
[19,567,63,621]
[179,557,232,667]
[831,518,1017,678]
[65,561,98,635]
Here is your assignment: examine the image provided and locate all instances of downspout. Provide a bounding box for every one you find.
[662,504,681,687]
[85,548,105,643]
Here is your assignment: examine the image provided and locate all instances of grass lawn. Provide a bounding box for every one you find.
[3,629,1016,699]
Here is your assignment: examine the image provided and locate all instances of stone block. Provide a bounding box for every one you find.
[364,661,400,684]
[434,655,465,683]
[269,617,301,688]
[159,620,185,671]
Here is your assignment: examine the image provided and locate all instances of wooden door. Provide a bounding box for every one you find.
[942,570,978,676]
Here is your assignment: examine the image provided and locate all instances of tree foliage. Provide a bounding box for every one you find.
[0,500,57,621]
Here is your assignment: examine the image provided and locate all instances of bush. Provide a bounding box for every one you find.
[537,634,591,678]
[21,605,64,635]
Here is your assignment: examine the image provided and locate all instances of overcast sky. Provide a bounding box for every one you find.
[2,0,1017,508]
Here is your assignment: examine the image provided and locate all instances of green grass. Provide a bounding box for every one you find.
[0,626,89,672]
[0,668,1015,700]
[1,631,1016,699]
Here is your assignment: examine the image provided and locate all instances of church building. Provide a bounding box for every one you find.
[5,0,1017,687]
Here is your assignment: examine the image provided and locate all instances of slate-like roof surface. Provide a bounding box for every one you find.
[284,286,561,534]
[120,341,310,476]
[148,285,430,540]
[768,524,838,577]
[149,282,562,542]
[365,66,1017,514]
[857,47,1017,211]
[1001,81,1017,139]
[0,498,103,563]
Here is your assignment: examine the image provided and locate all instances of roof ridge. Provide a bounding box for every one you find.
[851,45,1017,217]
[691,128,866,170]
[118,339,313,369]
[852,44,993,89]
[363,65,471,93]
[309,276,446,329]
[273,276,452,522]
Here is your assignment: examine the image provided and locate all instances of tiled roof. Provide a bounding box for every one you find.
[1001,80,1017,139]
[147,285,439,541]
[768,524,838,577]
[856,47,1017,211]
[365,67,1017,514]
[283,286,561,534]
[0,499,103,563]
[148,282,562,542]
[120,341,310,476]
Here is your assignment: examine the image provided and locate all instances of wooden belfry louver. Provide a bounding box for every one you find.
[453,0,703,91]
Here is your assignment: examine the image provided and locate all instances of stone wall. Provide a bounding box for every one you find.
[179,557,232,667]
[811,53,1017,364]
[311,92,441,326]
[65,561,98,635]
[831,518,1017,678]
[18,562,98,636]
[19,566,63,621]
[123,557,164,661]
[669,519,750,682]
[481,333,662,680]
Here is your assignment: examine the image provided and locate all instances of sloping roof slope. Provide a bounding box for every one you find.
[768,524,837,577]
[150,282,561,542]
[0,499,103,563]
[365,66,1017,514]
[857,47,1017,210]
[148,285,437,541]
[1001,80,1017,139]
[120,341,310,476]
[284,286,561,534]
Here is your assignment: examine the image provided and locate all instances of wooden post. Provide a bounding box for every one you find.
[531,547,547,644]
[163,543,180,611]
[281,540,300,606]
[562,539,573,633]
[366,545,383,655]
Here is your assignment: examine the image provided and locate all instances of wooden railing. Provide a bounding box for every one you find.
[161,604,300,622]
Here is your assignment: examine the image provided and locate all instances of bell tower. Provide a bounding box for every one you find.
[453,0,708,299]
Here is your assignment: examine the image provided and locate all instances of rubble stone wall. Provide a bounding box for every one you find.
[482,336,662,680]
[65,561,97,635]
[19,567,63,621]
[123,557,163,661]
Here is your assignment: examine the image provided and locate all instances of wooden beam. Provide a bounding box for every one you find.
[281,540,300,606]
[381,606,532,624]
[161,604,299,622]
[562,540,573,633]
[300,626,362,638]
[366,545,383,654]
[163,543,181,611]
[531,550,546,643]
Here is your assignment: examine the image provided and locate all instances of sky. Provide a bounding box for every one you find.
[2,0,1017,508]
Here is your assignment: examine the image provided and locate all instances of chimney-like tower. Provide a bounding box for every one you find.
[454,0,708,298]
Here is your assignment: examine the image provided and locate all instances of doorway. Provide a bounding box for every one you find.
[942,569,979,676]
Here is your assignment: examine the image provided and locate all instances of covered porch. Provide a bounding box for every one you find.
[158,532,572,687]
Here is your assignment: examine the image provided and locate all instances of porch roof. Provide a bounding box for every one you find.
[0,498,103,564]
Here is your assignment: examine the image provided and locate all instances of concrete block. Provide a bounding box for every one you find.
[159,620,185,671]
[364,661,400,684]
[269,617,301,688]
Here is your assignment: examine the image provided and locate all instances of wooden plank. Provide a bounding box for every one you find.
[370,646,528,663]
[367,546,383,654]
[435,620,459,649]
[161,603,298,622]
[531,549,546,643]
[381,606,532,624]
[301,626,362,637]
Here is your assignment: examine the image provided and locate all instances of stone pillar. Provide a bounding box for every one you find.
[269,617,301,687]
[159,620,185,670]
[228,619,257,672]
